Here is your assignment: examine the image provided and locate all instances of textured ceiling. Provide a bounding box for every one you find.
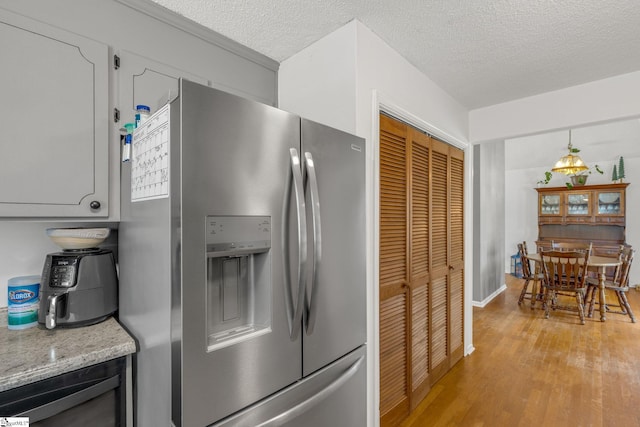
[150,0,640,109]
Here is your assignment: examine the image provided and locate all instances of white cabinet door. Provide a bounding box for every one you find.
[116,51,210,228]
[116,50,209,126]
[0,8,109,217]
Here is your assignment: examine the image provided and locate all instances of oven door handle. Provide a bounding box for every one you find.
[17,375,120,422]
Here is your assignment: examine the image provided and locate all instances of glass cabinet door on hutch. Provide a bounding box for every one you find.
[596,190,623,215]
[595,188,625,224]
[539,193,562,225]
[565,192,591,222]
[539,194,561,216]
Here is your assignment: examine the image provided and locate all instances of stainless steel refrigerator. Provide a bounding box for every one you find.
[118,79,366,427]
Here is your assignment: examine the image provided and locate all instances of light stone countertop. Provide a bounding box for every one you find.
[0,308,137,392]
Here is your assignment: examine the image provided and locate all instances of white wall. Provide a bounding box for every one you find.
[470,71,640,143]
[279,20,469,139]
[353,21,468,142]
[0,223,70,306]
[473,141,506,304]
[278,22,357,134]
[280,20,471,427]
[505,119,640,286]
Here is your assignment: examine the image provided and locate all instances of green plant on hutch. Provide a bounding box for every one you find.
[537,166,603,189]
[618,156,625,182]
[611,156,627,183]
[537,171,553,186]
[567,164,603,188]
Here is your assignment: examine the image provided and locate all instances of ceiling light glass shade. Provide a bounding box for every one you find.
[551,153,588,175]
[551,131,589,175]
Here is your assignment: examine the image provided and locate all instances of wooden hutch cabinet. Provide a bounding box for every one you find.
[536,183,629,255]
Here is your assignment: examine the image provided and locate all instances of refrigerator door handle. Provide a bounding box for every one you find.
[303,152,321,335]
[255,355,365,427]
[282,148,307,340]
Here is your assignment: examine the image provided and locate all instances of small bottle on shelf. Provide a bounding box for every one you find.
[122,122,135,162]
[135,105,151,127]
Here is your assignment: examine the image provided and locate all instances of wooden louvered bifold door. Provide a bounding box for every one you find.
[379,114,410,426]
[379,113,464,427]
[449,149,465,362]
[429,140,450,383]
[409,130,431,406]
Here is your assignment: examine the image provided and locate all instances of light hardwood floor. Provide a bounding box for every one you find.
[401,274,640,427]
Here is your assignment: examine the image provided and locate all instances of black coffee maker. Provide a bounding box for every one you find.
[38,248,118,329]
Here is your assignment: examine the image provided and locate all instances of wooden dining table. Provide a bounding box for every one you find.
[525,252,621,322]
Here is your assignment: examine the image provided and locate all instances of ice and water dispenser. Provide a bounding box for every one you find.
[206,216,271,351]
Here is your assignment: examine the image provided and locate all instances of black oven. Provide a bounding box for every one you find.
[0,357,126,426]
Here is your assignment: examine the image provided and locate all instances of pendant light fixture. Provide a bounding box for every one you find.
[551,130,588,175]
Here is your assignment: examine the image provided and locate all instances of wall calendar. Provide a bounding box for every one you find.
[131,103,170,202]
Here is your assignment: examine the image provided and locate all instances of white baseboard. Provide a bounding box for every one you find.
[464,344,476,356]
[472,283,507,308]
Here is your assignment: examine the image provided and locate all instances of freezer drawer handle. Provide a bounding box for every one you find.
[303,152,321,335]
[255,355,364,427]
[282,148,307,340]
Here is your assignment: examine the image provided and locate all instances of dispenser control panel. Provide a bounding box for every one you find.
[206,216,271,256]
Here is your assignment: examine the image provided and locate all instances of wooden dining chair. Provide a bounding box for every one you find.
[517,242,543,309]
[585,246,636,323]
[540,249,591,324]
[535,240,553,252]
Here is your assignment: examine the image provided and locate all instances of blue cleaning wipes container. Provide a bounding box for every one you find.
[8,275,40,330]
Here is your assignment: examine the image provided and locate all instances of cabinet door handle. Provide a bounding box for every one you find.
[89,201,101,210]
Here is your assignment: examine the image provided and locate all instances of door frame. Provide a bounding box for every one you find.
[369,90,475,425]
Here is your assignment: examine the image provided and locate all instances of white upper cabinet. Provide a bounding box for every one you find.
[0,9,109,218]
[0,1,277,221]
[114,51,210,219]
[116,50,209,126]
